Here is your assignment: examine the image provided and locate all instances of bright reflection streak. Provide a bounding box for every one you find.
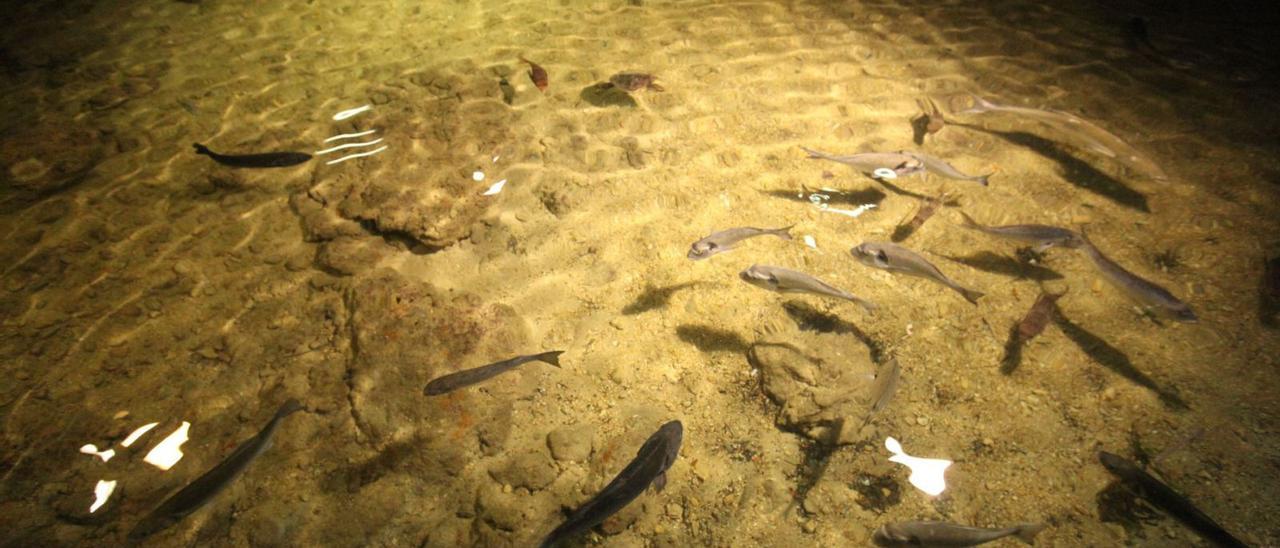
[89,480,116,513]
[144,422,190,470]
[885,436,951,496]
[120,422,159,448]
[79,444,115,463]
[332,104,371,120]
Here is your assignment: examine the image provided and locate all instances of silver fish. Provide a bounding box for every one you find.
[873,520,1045,547]
[851,242,984,304]
[739,264,877,313]
[903,152,991,186]
[128,399,304,542]
[1077,229,1196,322]
[861,356,900,429]
[957,210,1081,251]
[958,95,1169,182]
[802,146,923,177]
[424,351,563,395]
[688,225,793,260]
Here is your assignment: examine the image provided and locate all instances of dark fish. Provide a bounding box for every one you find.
[127,399,304,542]
[192,143,311,168]
[688,225,792,260]
[958,211,1081,252]
[519,55,548,92]
[1015,288,1067,344]
[893,191,949,242]
[851,241,984,305]
[540,420,682,548]
[606,72,664,92]
[423,351,563,396]
[739,264,878,313]
[873,520,1044,547]
[1077,229,1196,322]
[1098,451,1248,548]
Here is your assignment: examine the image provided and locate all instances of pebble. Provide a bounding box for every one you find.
[916,416,929,426]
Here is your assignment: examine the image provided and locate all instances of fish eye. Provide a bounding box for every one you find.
[876,250,888,263]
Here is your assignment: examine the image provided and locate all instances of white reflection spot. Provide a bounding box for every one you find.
[332,105,371,120]
[120,422,159,448]
[89,479,117,513]
[473,170,485,182]
[803,235,817,249]
[873,167,897,180]
[885,436,951,496]
[144,422,190,471]
[79,444,116,463]
[483,179,506,196]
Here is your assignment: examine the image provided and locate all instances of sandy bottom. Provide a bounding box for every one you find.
[2,0,1279,546]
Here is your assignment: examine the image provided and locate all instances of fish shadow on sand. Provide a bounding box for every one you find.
[759,187,887,208]
[580,84,638,108]
[867,176,934,201]
[321,435,424,493]
[1260,257,1280,328]
[1054,314,1188,410]
[1096,477,1164,539]
[940,251,1065,282]
[781,301,885,361]
[1000,325,1027,375]
[954,123,1150,213]
[676,325,751,354]
[623,282,701,315]
[788,417,847,519]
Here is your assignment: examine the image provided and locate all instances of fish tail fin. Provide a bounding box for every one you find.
[800,146,830,160]
[1014,523,1045,544]
[772,225,795,240]
[537,350,565,368]
[957,210,981,229]
[855,297,878,315]
[959,94,996,114]
[518,54,530,64]
[276,398,304,419]
[976,173,992,186]
[193,143,211,156]
[958,286,984,305]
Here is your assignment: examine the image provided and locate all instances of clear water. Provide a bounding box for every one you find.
[2,0,1278,546]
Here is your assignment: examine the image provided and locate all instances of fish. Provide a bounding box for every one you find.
[127,399,304,542]
[1098,451,1248,548]
[423,351,563,396]
[739,264,878,313]
[903,152,991,186]
[957,96,1168,182]
[192,143,311,168]
[1015,288,1066,344]
[892,191,949,242]
[957,211,1081,252]
[540,420,682,548]
[851,242,984,305]
[861,356,900,429]
[687,225,793,260]
[1077,229,1196,322]
[872,520,1045,547]
[519,55,548,92]
[802,147,923,177]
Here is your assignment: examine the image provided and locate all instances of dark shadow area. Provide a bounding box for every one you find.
[758,186,887,208]
[781,301,885,362]
[1097,479,1163,541]
[789,418,845,518]
[941,251,1064,281]
[579,83,636,107]
[867,176,932,201]
[1054,313,1188,410]
[999,325,1024,375]
[322,435,422,494]
[1261,256,1279,328]
[910,114,930,146]
[890,223,917,243]
[675,324,750,354]
[850,468,902,514]
[622,282,701,315]
[952,122,1150,213]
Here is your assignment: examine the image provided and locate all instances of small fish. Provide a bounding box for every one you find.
[958,96,1168,182]
[424,351,563,396]
[861,356,900,429]
[802,147,923,177]
[893,191,949,242]
[688,225,793,260]
[903,152,991,186]
[605,72,664,92]
[540,421,682,548]
[1077,229,1196,322]
[739,264,877,313]
[1016,288,1067,344]
[851,242,984,305]
[1098,451,1248,548]
[192,143,311,168]
[519,55,548,92]
[127,399,304,542]
[873,520,1045,547]
[957,211,1081,252]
